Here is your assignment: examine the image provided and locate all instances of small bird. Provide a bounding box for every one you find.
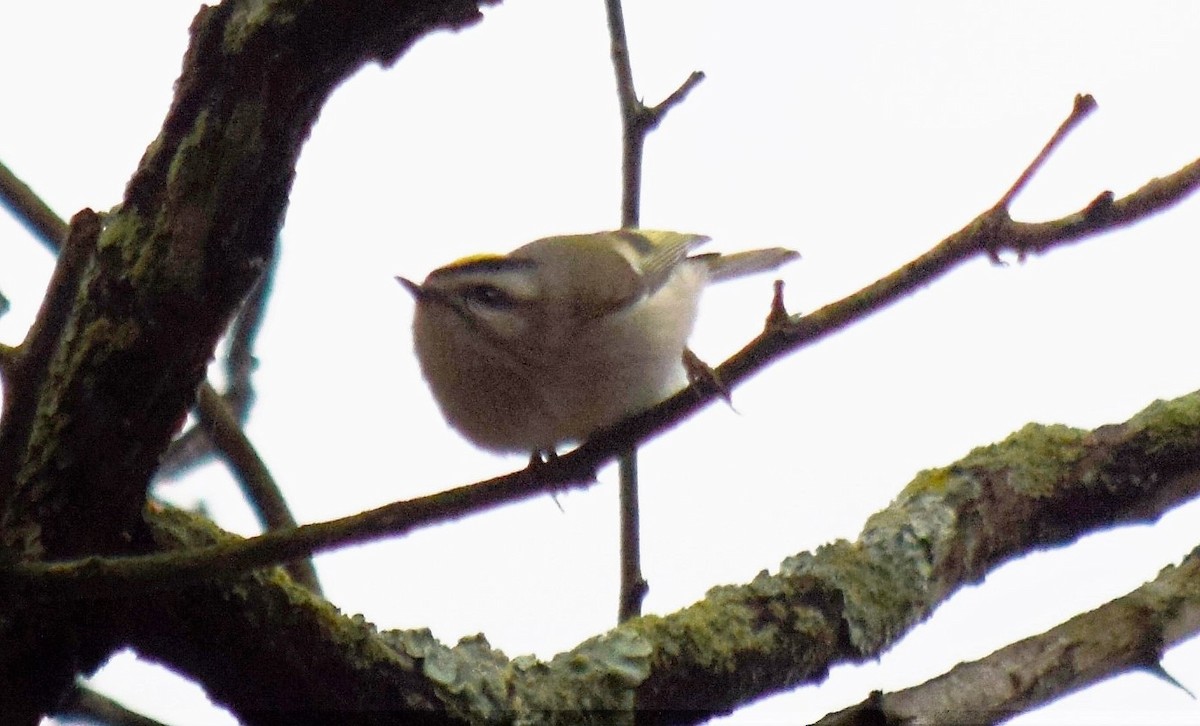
[397,230,798,455]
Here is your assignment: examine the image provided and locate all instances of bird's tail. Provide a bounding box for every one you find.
[700,247,800,282]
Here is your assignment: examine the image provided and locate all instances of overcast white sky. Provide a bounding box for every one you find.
[4,2,1200,725]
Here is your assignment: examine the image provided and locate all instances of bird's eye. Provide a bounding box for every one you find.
[462,284,516,309]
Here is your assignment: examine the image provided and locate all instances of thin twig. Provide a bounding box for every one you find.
[605,0,707,623]
[616,453,647,620]
[644,71,706,130]
[155,419,214,477]
[996,93,1098,210]
[605,0,643,625]
[0,159,68,250]
[766,279,791,331]
[605,0,637,121]
[605,0,644,227]
[196,383,322,595]
[224,249,275,419]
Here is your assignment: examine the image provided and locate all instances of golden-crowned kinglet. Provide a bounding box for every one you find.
[397,230,798,454]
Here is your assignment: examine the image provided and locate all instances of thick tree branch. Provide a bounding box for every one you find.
[94,391,1200,723]
[0,1,497,720]
[158,245,276,479]
[127,507,462,726]
[54,682,171,726]
[0,343,16,379]
[630,395,1200,717]
[818,544,1200,725]
[0,157,318,592]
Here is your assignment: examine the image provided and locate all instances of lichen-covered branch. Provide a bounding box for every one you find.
[818,545,1200,725]
[629,394,1200,717]
[1,157,310,596]
[54,682,171,726]
[157,246,276,479]
[120,508,454,726]
[80,390,1200,724]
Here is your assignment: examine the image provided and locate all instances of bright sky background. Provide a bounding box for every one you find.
[4,2,1200,725]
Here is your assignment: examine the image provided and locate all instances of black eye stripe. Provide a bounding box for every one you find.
[464,284,517,309]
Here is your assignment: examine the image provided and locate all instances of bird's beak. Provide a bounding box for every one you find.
[395,276,424,300]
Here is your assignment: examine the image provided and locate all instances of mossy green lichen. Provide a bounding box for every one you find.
[901,423,1087,500]
[165,108,211,195]
[99,207,162,288]
[783,538,927,653]
[164,101,267,217]
[901,466,954,497]
[225,0,299,52]
[13,313,145,512]
[957,422,1086,498]
[1126,393,1200,461]
[636,588,776,678]
[81,317,142,352]
[96,211,144,256]
[215,102,266,185]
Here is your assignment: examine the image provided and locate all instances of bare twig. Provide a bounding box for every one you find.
[0,159,68,250]
[155,419,213,478]
[604,0,641,227]
[604,0,707,624]
[196,384,286,530]
[604,0,704,225]
[645,71,706,129]
[996,93,1098,210]
[741,118,1200,385]
[616,453,647,620]
[605,0,647,625]
[224,249,275,419]
[196,383,322,595]
[766,279,791,331]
